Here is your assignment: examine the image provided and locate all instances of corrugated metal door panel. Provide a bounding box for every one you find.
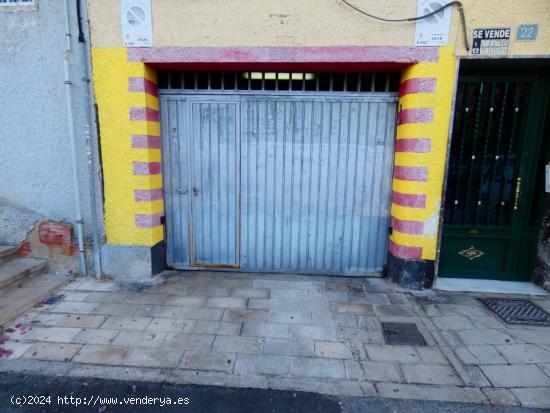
[239,96,396,275]
[162,93,396,275]
[189,101,239,266]
[160,98,190,267]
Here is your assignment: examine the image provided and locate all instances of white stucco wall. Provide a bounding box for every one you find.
[0,0,102,244]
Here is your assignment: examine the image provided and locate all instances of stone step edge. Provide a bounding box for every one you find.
[0,273,74,327]
[0,259,47,290]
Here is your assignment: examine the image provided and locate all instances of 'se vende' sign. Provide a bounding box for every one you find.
[472,28,510,55]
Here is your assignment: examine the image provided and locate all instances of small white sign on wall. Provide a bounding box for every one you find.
[121,0,152,47]
[414,0,451,46]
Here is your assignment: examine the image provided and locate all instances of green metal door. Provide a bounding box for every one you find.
[440,73,549,281]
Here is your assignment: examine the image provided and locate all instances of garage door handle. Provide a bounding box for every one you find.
[176,188,188,195]
[192,187,199,196]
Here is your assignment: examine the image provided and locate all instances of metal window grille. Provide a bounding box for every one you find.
[158,71,400,93]
[444,80,529,227]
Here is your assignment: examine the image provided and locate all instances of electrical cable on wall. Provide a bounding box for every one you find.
[341,0,470,51]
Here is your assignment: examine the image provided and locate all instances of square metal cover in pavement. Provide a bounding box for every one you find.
[479,298,550,326]
[381,322,427,346]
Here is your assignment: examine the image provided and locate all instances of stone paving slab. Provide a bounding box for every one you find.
[133,305,181,318]
[344,360,402,382]
[235,354,290,376]
[190,320,241,335]
[213,335,264,354]
[470,314,507,329]
[222,309,267,323]
[112,330,167,348]
[229,287,269,299]
[289,324,338,341]
[431,315,478,330]
[511,387,550,409]
[482,388,521,406]
[348,292,390,305]
[268,310,311,324]
[179,350,236,373]
[539,362,550,377]
[337,326,385,344]
[162,333,215,350]
[364,344,421,363]
[2,272,550,408]
[123,292,168,305]
[495,344,550,364]
[330,303,374,315]
[145,317,193,332]
[313,312,357,327]
[51,301,99,314]
[456,329,518,346]
[55,314,107,328]
[22,311,64,326]
[126,347,184,368]
[73,344,129,365]
[101,316,152,330]
[314,341,353,359]
[178,307,224,320]
[375,382,487,404]
[72,328,119,345]
[23,326,82,343]
[1,340,33,359]
[242,322,289,339]
[206,297,247,309]
[163,296,207,307]
[270,377,365,397]
[480,365,550,387]
[60,291,90,302]
[22,342,82,362]
[290,357,346,379]
[373,304,417,317]
[455,345,508,365]
[83,291,128,303]
[415,346,449,364]
[263,338,315,357]
[506,328,550,344]
[92,303,138,316]
[401,363,463,385]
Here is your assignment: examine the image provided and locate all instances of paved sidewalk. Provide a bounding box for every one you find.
[1,272,549,409]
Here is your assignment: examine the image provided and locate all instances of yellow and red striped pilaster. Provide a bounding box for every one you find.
[91,48,164,247]
[389,46,456,283]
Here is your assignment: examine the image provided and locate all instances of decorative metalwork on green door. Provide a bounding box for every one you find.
[440,73,549,281]
[458,246,485,260]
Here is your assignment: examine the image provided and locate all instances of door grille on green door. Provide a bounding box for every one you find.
[444,81,528,227]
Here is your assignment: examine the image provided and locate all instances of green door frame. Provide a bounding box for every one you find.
[438,68,550,281]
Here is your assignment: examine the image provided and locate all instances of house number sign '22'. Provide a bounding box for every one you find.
[516,24,538,41]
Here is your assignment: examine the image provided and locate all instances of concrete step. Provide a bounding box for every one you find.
[0,257,47,290]
[0,272,73,326]
[0,245,18,266]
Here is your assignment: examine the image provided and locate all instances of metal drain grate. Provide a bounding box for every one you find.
[381,322,427,346]
[479,298,550,326]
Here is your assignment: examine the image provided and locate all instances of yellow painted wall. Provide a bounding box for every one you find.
[92,48,164,247]
[89,0,550,56]
[88,1,548,250]
[390,46,457,260]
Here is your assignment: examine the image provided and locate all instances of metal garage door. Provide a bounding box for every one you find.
[161,88,397,276]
